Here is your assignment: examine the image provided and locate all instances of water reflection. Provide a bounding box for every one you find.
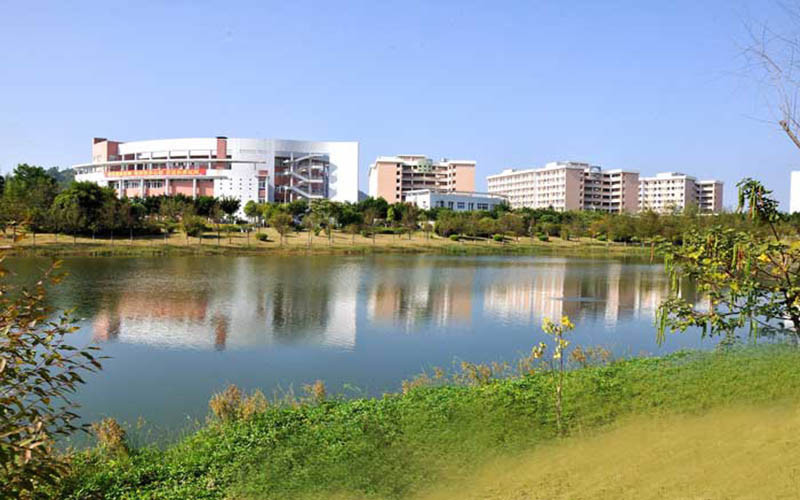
[5,255,714,431]
[366,261,474,330]
[484,260,698,327]
[87,258,359,350]
[68,256,703,351]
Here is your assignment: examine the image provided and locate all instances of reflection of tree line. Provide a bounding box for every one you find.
[81,257,704,350]
[267,282,330,340]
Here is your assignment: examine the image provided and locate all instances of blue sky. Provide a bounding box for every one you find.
[0,0,797,208]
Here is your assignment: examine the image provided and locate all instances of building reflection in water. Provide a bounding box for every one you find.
[87,256,701,351]
[91,258,360,350]
[366,259,475,331]
[483,260,694,326]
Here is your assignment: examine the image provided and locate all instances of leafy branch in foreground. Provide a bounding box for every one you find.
[657,178,800,344]
[0,256,103,498]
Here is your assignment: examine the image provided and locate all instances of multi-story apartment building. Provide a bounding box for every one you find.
[696,179,724,213]
[638,172,723,213]
[486,161,639,212]
[368,155,475,203]
[73,137,359,214]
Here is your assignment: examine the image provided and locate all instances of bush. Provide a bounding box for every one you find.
[0,259,102,498]
[255,233,269,242]
[181,216,207,237]
[209,384,269,423]
[537,233,549,242]
[91,418,128,456]
[492,234,505,242]
[449,234,461,242]
[597,234,607,242]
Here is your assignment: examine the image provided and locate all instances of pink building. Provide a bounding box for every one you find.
[368,155,475,203]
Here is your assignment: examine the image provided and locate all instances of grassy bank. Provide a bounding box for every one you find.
[55,345,800,500]
[5,231,650,258]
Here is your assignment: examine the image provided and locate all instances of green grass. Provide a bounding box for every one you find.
[54,345,800,500]
[5,231,650,258]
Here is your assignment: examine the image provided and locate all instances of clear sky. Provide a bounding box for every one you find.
[1,0,797,208]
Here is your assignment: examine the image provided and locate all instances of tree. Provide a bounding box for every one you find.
[499,213,526,240]
[270,212,293,245]
[302,211,320,247]
[345,223,360,244]
[310,200,337,245]
[50,182,116,240]
[181,215,206,244]
[193,196,217,218]
[211,204,224,246]
[219,197,241,223]
[657,179,800,344]
[401,204,419,240]
[99,197,120,245]
[363,207,379,245]
[745,9,800,152]
[1,165,58,241]
[1,257,103,497]
[244,200,259,226]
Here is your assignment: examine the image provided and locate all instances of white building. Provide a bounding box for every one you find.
[403,189,508,212]
[74,137,359,214]
[486,161,640,212]
[638,172,723,213]
[791,171,800,213]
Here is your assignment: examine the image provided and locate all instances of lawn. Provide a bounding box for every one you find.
[5,230,649,258]
[54,345,800,500]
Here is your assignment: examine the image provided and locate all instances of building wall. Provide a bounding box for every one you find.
[75,137,359,214]
[791,172,800,214]
[404,190,507,212]
[488,162,635,212]
[621,172,640,212]
[638,172,723,213]
[368,155,476,203]
[452,163,475,192]
[564,168,584,210]
[368,160,401,203]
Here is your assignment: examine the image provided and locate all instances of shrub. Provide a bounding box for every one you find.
[303,380,326,403]
[449,234,460,242]
[0,258,103,498]
[492,234,505,242]
[209,384,269,423]
[91,417,127,456]
[209,385,243,423]
[597,234,607,242]
[537,233,549,242]
[255,233,269,242]
[181,216,207,237]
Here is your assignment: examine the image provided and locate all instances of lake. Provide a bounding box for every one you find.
[8,254,709,435]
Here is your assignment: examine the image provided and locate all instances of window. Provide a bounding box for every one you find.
[447,201,454,209]
[457,202,466,209]
[477,203,489,210]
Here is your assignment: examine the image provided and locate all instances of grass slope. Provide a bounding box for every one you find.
[417,405,800,500]
[56,346,800,500]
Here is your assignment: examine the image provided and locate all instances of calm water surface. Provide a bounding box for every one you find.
[9,255,709,433]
